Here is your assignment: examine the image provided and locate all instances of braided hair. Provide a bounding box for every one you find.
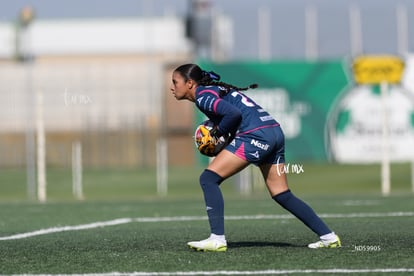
[174,63,258,94]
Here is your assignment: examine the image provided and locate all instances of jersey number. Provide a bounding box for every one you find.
[231,91,254,107]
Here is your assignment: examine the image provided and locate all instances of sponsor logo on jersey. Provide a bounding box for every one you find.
[251,139,269,150]
[259,115,274,122]
[206,96,214,111]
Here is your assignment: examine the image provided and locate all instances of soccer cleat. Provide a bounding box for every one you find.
[187,237,227,252]
[308,235,342,249]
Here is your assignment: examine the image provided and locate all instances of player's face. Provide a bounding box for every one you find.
[170,71,195,101]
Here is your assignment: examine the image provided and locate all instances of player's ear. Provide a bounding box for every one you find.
[187,79,195,89]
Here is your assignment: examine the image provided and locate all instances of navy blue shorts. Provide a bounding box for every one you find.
[225,124,285,165]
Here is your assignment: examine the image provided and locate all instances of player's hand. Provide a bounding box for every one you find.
[197,125,217,157]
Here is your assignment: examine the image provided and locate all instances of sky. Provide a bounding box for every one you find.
[1,0,414,60]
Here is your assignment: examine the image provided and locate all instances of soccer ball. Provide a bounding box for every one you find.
[194,120,230,157]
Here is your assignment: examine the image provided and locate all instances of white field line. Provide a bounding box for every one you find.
[0,218,132,241]
[0,212,413,241]
[5,268,414,275]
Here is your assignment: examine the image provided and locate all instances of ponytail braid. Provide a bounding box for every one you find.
[199,70,258,94]
[174,63,258,94]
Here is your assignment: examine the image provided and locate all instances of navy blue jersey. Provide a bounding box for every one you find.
[195,85,279,137]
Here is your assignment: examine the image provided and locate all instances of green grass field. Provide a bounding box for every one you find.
[0,163,413,275]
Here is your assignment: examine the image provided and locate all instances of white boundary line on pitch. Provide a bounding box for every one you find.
[0,211,413,241]
[5,268,414,275]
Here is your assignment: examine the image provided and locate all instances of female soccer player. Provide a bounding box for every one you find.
[170,63,341,252]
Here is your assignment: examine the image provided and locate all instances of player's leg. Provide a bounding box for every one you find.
[187,150,249,252]
[259,162,341,248]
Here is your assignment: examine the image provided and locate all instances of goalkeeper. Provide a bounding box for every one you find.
[170,63,341,252]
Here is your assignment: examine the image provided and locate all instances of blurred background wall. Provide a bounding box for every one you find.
[0,13,196,168]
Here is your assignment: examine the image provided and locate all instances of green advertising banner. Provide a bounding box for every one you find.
[196,60,349,162]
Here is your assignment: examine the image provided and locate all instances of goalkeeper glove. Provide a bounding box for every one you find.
[197,125,219,157]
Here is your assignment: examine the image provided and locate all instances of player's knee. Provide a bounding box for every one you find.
[199,169,224,189]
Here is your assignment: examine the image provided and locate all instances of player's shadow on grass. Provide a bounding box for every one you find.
[228,241,301,248]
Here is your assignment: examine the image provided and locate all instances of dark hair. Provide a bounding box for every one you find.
[174,63,258,93]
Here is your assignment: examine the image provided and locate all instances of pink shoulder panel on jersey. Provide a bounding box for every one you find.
[198,89,221,112]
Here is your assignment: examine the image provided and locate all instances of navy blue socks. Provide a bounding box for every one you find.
[199,169,225,235]
[273,189,331,236]
[199,170,331,237]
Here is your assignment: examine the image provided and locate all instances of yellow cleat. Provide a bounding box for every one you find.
[187,238,227,252]
[308,235,342,249]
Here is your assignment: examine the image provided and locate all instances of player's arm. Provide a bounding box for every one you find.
[196,88,242,137]
[213,100,242,138]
